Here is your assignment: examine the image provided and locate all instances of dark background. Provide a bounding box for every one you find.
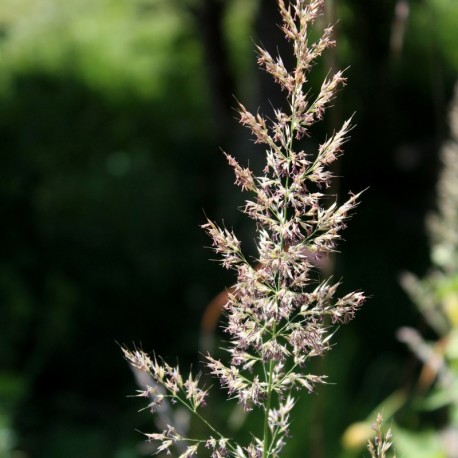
[0,0,457,456]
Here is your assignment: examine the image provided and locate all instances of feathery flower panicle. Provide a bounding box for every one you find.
[125,1,364,456]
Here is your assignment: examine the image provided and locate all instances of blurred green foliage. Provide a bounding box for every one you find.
[0,0,192,99]
[0,0,221,456]
[0,0,457,456]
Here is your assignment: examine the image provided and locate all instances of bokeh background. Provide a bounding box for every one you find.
[1,0,458,456]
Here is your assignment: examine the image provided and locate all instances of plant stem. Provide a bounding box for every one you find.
[193,409,226,440]
[174,393,238,453]
[263,358,274,458]
[263,314,279,458]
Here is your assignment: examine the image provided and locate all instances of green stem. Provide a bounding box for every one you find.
[173,393,238,454]
[263,358,274,458]
[193,409,225,440]
[262,22,300,457]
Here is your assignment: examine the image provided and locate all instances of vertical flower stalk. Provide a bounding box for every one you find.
[124,1,364,456]
[394,83,458,457]
[367,414,396,458]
